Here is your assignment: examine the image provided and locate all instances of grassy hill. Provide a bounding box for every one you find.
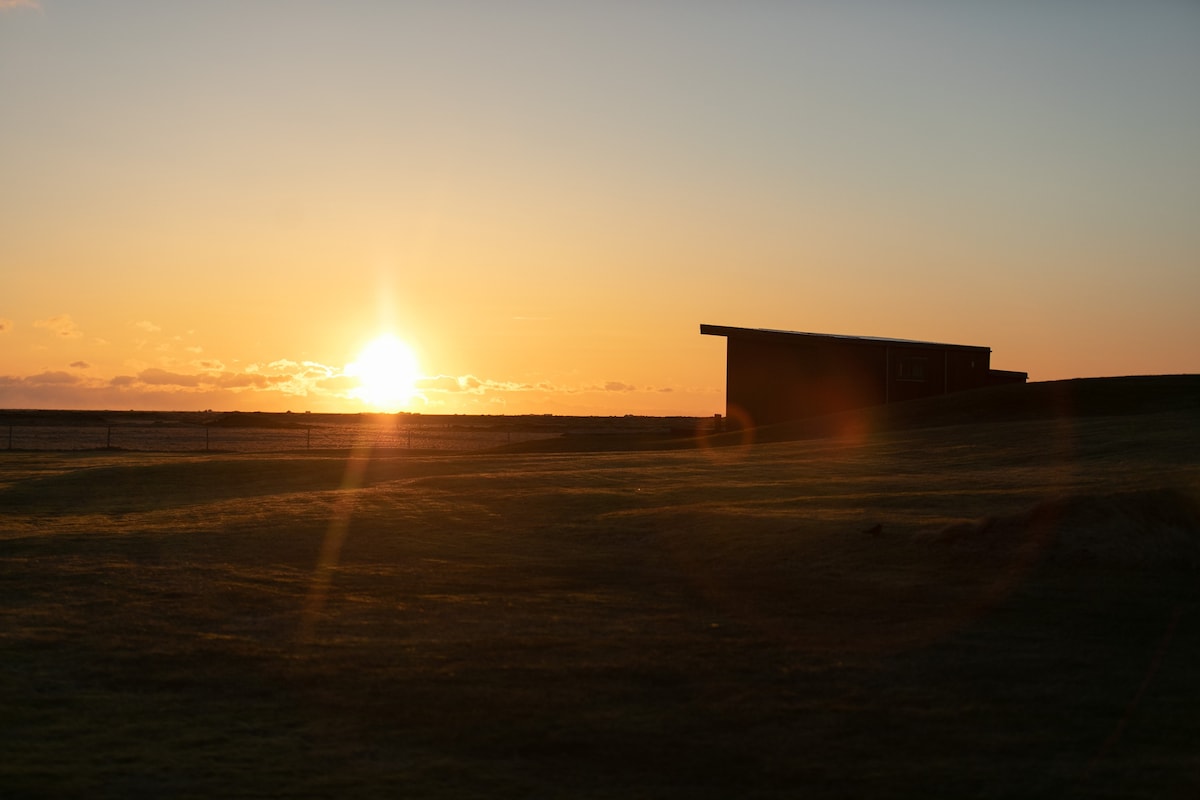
[495,375,1200,452]
[1,376,1198,798]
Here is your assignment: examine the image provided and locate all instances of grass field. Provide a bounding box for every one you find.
[2,378,1199,798]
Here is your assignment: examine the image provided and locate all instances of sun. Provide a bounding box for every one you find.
[346,334,421,411]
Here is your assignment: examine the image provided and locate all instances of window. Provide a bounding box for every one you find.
[897,357,927,382]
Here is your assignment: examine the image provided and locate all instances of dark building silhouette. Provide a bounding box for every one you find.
[702,324,1027,428]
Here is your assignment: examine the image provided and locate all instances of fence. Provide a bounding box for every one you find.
[2,422,558,454]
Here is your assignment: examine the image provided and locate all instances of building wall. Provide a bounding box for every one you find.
[887,345,992,402]
[723,337,992,428]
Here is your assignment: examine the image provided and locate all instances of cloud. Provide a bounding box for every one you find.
[1,338,700,414]
[138,368,204,387]
[134,320,161,333]
[317,375,358,392]
[415,374,534,395]
[26,371,81,385]
[132,368,280,390]
[34,314,83,339]
[298,363,335,379]
[0,360,705,414]
[416,375,469,393]
[84,361,553,406]
[0,1,40,10]
[412,374,659,399]
[214,373,271,389]
[0,319,12,333]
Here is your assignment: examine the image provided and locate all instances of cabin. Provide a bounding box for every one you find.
[701,324,1027,428]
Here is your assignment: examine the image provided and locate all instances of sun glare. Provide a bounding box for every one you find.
[347,334,421,411]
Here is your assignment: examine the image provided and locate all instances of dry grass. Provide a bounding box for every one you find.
[2,384,1199,798]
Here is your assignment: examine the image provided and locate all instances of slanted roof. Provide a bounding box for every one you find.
[699,324,991,353]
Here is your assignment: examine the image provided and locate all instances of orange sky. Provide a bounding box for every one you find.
[2,2,1198,415]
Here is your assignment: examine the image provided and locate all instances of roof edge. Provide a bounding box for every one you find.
[700,324,991,352]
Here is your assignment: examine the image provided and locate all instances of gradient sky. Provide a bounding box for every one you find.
[3,1,1198,415]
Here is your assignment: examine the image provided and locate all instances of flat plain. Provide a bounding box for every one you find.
[2,377,1199,798]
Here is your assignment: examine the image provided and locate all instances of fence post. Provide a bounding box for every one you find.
[106,426,112,449]
[7,425,11,450]
[307,427,311,450]
[206,427,210,451]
